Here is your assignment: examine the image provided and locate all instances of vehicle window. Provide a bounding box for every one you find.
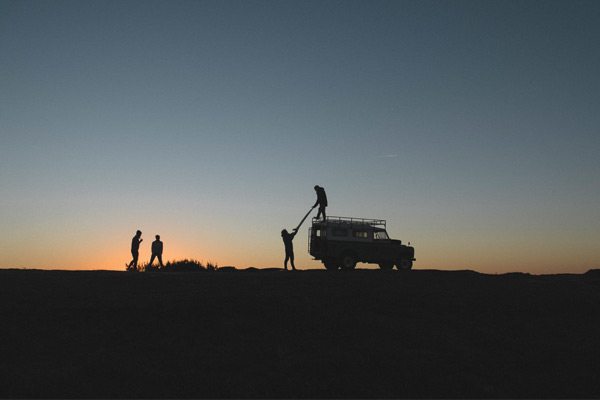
[316,229,326,237]
[353,231,368,239]
[374,231,389,240]
[332,228,348,237]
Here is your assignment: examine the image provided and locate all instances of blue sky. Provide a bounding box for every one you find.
[1,0,599,272]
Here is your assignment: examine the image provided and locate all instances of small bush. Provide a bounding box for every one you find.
[136,259,218,272]
[206,261,218,271]
[139,262,161,272]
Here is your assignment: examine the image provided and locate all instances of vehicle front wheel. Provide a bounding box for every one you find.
[378,262,394,270]
[396,260,413,270]
[340,253,357,270]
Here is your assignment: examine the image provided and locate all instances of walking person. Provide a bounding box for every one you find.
[281,228,298,270]
[148,235,165,269]
[313,185,328,221]
[127,230,143,271]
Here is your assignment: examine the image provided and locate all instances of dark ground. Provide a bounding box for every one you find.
[1,268,599,398]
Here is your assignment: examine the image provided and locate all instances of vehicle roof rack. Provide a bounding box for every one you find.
[312,216,386,228]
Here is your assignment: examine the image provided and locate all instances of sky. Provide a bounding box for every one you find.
[1,0,599,273]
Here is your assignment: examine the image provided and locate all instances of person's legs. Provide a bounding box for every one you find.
[316,207,322,220]
[149,254,156,267]
[128,251,134,269]
[284,254,290,270]
[131,251,139,271]
[157,254,164,268]
[290,253,295,270]
[319,205,326,220]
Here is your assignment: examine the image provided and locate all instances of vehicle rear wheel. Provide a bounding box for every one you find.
[396,260,413,270]
[340,253,357,270]
[323,260,338,270]
[378,262,394,270]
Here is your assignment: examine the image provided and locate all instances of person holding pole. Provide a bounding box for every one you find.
[281,228,298,271]
[313,185,328,221]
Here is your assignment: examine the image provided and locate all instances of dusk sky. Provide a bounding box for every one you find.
[1,0,599,273]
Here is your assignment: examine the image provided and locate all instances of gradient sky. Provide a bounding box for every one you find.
[1,0,599,273]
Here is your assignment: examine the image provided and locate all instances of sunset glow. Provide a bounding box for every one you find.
[1,0,599,273]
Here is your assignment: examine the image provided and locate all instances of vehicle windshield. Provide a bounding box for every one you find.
[374,231,389,240]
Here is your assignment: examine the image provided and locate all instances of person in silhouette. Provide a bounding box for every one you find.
[313,185,328,221]
[127,230,143,271]
[281,228,298,271]
[148,234,165,268]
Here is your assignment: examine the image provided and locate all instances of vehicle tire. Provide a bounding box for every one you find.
[340,253,357,270]
[396,260,413,270]
[378,262,394,270]
[323,260,338,270]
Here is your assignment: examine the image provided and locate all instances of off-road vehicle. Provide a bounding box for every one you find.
[308,216,415,270]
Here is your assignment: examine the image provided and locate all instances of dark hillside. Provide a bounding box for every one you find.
[1,269,599,398]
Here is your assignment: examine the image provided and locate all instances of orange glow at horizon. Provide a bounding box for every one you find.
[2,226,597,274]
[1,187,598,274]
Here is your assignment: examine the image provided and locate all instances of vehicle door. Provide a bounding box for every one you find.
[372,230,393,262]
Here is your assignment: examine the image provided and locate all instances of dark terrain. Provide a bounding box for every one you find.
[1,268,599,398]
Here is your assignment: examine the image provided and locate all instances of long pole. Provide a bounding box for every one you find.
[295,207,314,231]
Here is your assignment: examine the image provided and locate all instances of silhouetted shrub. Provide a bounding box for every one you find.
[136,259,218,272]
[165,259,206,272]
[139,262,161,272]
[206,261,218,271]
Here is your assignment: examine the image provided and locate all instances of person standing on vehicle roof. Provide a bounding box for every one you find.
[313,185,328,221]
[281,228,298,271]
[127,230,143,272]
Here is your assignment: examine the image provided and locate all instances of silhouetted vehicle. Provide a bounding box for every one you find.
[308,216,415,270]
